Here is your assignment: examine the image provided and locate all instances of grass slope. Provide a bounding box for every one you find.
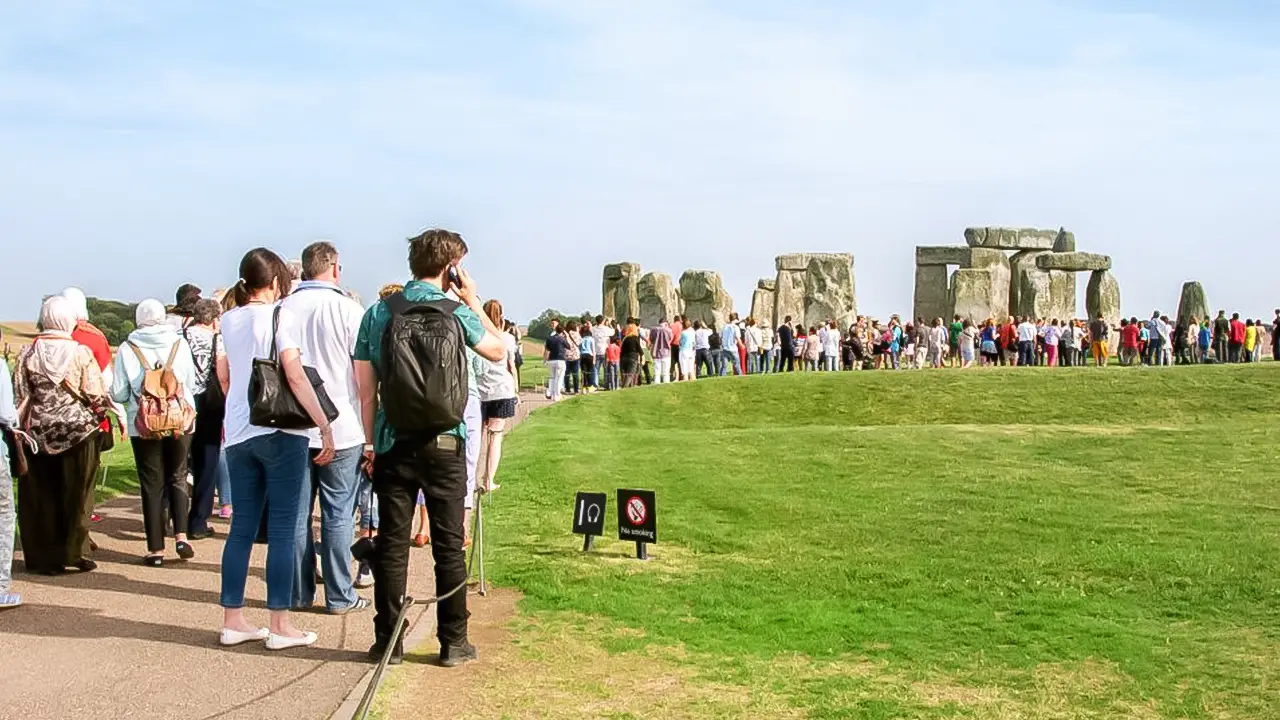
[484,366,1280,718]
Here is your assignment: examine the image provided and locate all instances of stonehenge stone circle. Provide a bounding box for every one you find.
[601,254,856,331]
[1176,281,1211,327]
[679,270,735,328]
[916,226,1112,323]
[1085,270,1121,327]
[602,262,641,321]
[636,271,681,328]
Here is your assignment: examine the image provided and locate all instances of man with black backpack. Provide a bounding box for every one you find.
[352,228,509,667]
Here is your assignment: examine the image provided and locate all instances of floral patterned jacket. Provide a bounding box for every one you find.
[14,343,110,456]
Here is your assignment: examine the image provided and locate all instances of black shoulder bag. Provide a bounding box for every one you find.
[248,306,339,430]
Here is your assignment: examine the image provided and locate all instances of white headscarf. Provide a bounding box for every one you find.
[32,295,81,384]
[61,287,89,322]
[135,299,166,328]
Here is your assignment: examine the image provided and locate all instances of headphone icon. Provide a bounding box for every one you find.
[586,503,601,524]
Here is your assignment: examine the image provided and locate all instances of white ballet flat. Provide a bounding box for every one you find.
[265,631,318,651]
[219,627,270,646]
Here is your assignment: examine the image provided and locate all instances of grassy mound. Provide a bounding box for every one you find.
[484,366,1280,718]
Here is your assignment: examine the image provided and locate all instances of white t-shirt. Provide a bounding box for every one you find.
[220,303,311,448]
[1017,322,1038,342]
[823,329,841,355]
[478,333,518,402]
[591,325,615,356]
[745,326,762,352]
[694,328,712,350]
[280,282,367,450]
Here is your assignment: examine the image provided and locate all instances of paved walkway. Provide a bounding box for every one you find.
[1,393,550,720]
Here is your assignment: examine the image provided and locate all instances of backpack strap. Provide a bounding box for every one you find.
[127,341,153,369]
[163,340,182,371]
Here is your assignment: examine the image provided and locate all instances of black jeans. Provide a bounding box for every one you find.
[580,354,595,388]
[565,360,580,393]
[187,396,224,534]
[131,434,192,552]
[779,350,795,372]
[371,435,469,648]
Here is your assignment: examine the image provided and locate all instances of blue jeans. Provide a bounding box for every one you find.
[720,349,740,376]
[295,445,363,612]
[221,432,311,611]
[593,354,606,388]
[215,448,231,507]
[747,352,760,374]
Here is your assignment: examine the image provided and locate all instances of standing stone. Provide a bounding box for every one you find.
[774,270,807,326]
[602,262,641,321]
[1053,228,1077,253]
[1008,250,1049,318]
[679,270,734,328]
[750,279,776,327]
[913,264,951,323]
[1012,251,1074,321]
[802,254,857,329]
[1175,281,1211,327]
[636,271,682,328]
[949,253,1011,324]
[1086,270,1122,327]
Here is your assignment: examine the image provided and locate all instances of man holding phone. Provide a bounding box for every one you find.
[353,228,508,667]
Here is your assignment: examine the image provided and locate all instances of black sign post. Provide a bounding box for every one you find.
[572,492,607,552]
[616,489,657,560]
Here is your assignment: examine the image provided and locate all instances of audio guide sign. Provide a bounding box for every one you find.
[616,489,657,544]
[572,492,607,538]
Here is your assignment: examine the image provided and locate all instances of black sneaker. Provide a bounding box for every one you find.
[189,528,216,541]
[367,639,404,666]
[439,641,478,668]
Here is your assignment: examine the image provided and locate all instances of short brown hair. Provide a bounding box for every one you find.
[378,282,404,299]
[301,241,339,280]
[408,228,468,279]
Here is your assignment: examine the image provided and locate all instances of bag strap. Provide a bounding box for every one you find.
[270,305,282,363]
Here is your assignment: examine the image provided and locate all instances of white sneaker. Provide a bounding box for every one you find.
[266,631,318,651]
[355,565,374,589]
[219,627,270,646]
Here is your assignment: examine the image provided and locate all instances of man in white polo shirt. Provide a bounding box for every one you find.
[282,241,371,614]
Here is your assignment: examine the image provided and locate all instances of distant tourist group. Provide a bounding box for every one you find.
[537,309,1278,396]
[0,229,519,670]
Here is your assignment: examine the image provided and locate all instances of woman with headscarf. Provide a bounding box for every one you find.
[112,299,199,566]
[60,287,118,536]
[13,296,111,575]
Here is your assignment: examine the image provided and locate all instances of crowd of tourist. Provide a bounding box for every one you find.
[0,230,517,668]
[537,309,1278,393]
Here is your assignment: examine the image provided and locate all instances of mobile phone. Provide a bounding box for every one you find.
[447,265,461,289]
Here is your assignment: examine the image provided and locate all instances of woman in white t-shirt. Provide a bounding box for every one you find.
[822,321,842,371]
[478,300,519,493]
[215,248,336,652]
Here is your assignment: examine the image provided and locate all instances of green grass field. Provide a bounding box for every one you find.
[479,365,1280,718]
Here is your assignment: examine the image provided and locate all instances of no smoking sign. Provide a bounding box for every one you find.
[616,489,657,544]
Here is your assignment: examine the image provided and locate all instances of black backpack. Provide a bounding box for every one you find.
[378,292,469,436]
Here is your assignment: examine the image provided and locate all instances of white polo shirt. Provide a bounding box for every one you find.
[280,281,367,450]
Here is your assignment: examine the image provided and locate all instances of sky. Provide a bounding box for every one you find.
[2,0,1278,323]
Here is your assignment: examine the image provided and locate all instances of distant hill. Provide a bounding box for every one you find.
[1,296,139,356]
